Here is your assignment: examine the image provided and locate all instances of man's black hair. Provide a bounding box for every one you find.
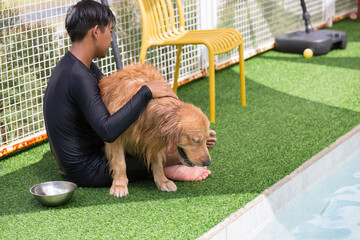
[65,0,116,42]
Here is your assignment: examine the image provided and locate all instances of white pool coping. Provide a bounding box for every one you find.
[198,124,360,240]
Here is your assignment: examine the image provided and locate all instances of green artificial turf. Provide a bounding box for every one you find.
[1,18,359,239]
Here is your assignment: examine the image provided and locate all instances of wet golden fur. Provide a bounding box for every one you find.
[99,63,211,197]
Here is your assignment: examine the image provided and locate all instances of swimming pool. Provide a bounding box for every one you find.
[253,153,360,240]
[199,125,360,240]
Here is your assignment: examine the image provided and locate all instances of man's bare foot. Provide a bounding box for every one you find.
[163,130,215,181]
[164,165,211,181]
[207,130,217,148]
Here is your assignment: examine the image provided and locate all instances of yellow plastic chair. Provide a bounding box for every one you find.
[137,0,245,123]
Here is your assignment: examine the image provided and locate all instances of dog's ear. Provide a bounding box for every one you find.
[165,121,183,154]
[166,128,180,153]
[167,142,176,154]
[159,103,183,152]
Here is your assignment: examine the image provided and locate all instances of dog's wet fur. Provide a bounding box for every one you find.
[99,63,211,197]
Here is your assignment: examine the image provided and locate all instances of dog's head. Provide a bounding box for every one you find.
[168,103,211,167]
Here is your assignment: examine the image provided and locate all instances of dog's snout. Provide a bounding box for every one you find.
[203,158,211,166]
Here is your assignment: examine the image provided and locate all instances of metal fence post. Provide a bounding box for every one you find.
[199,0,218,72]
[101,0,123,70]
[323,0,335,27]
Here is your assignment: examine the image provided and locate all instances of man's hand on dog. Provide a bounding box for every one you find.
[146,81,178,99]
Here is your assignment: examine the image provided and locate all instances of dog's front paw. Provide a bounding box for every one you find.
[156,180,177,192]
[110,184,129,197]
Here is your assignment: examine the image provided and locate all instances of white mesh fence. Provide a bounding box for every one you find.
[336,0,358,16]
[0,0,357,148]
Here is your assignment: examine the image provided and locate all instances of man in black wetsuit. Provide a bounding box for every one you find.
[43,0,215,187]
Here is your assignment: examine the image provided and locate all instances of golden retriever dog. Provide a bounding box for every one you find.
[99,63,211,197]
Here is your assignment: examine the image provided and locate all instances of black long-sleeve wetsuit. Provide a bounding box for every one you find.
[43,51,151,187]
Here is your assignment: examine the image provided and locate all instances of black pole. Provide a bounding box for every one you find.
[300,0,313,33]
[101,0,123,70]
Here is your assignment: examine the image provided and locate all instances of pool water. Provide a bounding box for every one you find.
[253,154,360,240]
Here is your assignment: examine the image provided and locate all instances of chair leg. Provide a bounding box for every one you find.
[239,44,246,106]
[209,50,215,123]
[139,45,148,64]
[173,45,183,94]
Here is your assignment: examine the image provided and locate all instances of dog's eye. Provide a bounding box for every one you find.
[192,138,201,144]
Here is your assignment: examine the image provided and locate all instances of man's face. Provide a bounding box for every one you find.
[95,23,113,58]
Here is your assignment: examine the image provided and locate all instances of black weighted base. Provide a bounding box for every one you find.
[275,29,347,55]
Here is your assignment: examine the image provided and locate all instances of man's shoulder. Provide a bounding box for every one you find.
[55,52,90,76]
[51,52,75,78]
[51,52,101,90]
[58,51,75,67]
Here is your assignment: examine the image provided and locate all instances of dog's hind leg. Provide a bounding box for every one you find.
[151,151,177,192]
[106,142,129,197]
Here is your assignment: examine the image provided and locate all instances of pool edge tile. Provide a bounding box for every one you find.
[198,124,360,240]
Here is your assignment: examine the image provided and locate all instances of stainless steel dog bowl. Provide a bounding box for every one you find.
[30,181,77,207]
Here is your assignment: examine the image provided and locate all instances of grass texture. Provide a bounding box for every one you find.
[1,18,360,240]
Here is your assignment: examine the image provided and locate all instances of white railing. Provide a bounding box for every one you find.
[0,0,357,155]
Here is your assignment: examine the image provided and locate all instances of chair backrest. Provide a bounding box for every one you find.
[137,0,185,41]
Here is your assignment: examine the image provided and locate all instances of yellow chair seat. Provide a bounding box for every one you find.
[137,0,246,123]
[148,29,242,54]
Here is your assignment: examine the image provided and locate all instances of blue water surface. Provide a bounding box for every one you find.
[253,154,360,240]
